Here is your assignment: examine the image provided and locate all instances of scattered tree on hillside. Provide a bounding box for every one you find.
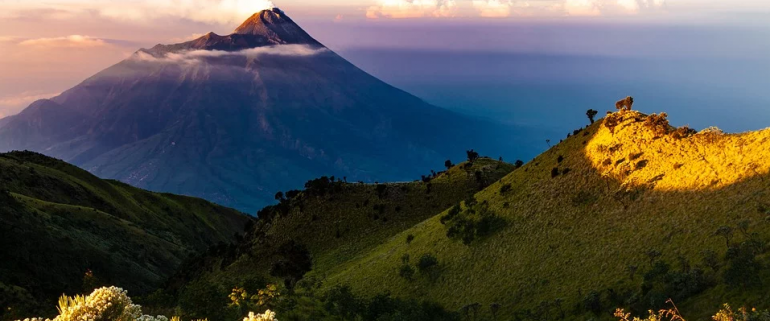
[586,109,599,124]
[274,191,284,202]
[466,150,480,163]
[270,240,312,290]
[715,226,733,249]
[445,160,453,170]
[515,160,524,168]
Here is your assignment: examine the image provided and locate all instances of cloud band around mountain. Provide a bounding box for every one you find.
[131,44,329,65]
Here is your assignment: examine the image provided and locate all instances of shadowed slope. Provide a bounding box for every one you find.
[0,151,249,319]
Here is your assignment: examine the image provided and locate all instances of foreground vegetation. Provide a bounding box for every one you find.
[0,151,249,319]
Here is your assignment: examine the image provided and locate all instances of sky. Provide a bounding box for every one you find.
[1,0,769,120]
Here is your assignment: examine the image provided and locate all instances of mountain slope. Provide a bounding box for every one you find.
[0,151,250,318]
[0,8,533,213]
[322,110,770,320]
[162,158,516,297]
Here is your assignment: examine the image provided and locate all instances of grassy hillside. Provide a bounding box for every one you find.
[0,151,250,320]
[161,158,516,317]
[323,110,770,320]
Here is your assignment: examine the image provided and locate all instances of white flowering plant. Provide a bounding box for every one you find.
[14,286,278,321]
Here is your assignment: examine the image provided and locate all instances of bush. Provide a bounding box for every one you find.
[551,167,559,178]
[406,234,415,244]
[417,254,439,272]
[644,113,670,137]
[499,183,512,194]
[398,264,415,281]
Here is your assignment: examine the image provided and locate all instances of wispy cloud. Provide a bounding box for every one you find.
[1,0,276,25]
[18,35,109,48]
[366,0,459,19]
[365,0,667,18]
[132,44,328,65]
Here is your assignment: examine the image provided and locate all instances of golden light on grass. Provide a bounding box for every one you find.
[585,110,770,191]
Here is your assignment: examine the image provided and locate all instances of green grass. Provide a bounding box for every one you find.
[169,158,516,292]
[0,151,249,319]
[321,112,770,320]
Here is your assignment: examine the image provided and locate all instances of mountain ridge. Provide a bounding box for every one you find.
[0,8,534,212]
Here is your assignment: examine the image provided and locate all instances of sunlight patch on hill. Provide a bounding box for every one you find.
[586,110,770,191]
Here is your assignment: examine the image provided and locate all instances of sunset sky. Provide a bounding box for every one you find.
[1,0,769,118]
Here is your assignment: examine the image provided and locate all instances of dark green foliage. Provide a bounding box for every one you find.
[0,151,247,318]
[179,280,232,321]
[444,160,453,170]
[398,264,415,281]
[551,167,559,178]
[322,286,459,321]
[406,234,415,244]
[499,183,512,194]
[515,160,524,168]
[269,240,313,290]
[417,254,439,272]
[443,200,505,245]
[583,291,602,314]
[557,155,564,163]
[723,242,762,288]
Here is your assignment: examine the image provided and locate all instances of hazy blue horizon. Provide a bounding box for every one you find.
[337,47,770,159]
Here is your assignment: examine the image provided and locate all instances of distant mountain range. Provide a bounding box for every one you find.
[0,8,533,213]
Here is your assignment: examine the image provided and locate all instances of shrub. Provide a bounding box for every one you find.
[406,234,415,244]
[398,264,415,281]
[671,126,697,139]
[551,167,559,178]
[444,160,453,169]
[723,242,762,288]
[417,254,439,272]
[644,113,670,137]
[515,160,524,168]
[583,291,602,314]
[499,183,512,194]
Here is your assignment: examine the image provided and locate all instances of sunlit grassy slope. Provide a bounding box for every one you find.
[324,111,770,320]
[0,151,249,317]
[172,158,515,288]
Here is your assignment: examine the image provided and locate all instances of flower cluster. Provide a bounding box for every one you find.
[137,315,170,321]
[243,310,277,321]
[55,286,141,321]
[15,286,278,321]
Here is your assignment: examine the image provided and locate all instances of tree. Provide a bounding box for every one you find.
[466,149,480,163]
[270,240,312,290]
[515,160,524,168]
[444,159,453,170]
[274,191,284,202]
[586,109,599,124]
[715,226,733,248]
[417,254,439,272]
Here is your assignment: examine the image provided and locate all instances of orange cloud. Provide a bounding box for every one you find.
[366,0,458,19]
[18,35,109,48]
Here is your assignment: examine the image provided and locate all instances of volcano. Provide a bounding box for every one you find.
[0,8,531,212]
